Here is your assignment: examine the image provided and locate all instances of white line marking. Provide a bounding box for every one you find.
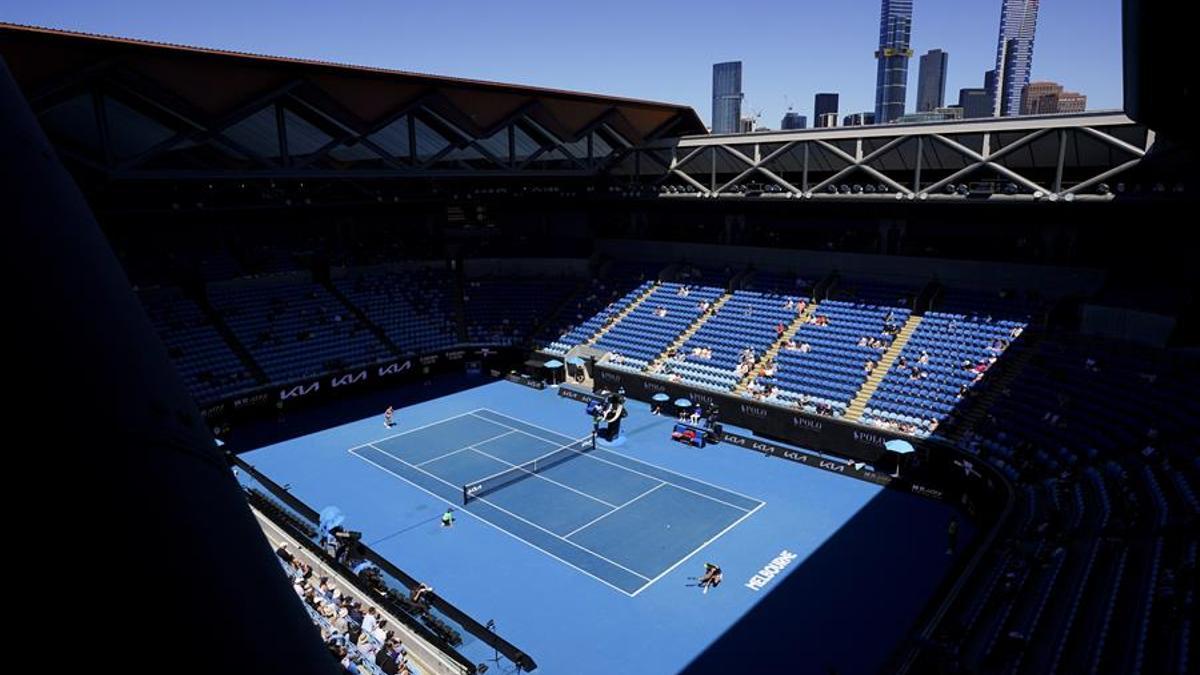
[362,443,652,582]
[348,408,496,451]
[502,426,756,513]
[468,445,618,509]
[564,482,667,539]
[348,448,639,596]
[630,500,768,597]
[474,408,764,508]
[414,430,516,467]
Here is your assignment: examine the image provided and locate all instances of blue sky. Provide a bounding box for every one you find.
[3,0,1123,129]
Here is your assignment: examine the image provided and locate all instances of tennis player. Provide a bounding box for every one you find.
[441,508,455,528]
[384,406,394,428]
[698,562,723,594]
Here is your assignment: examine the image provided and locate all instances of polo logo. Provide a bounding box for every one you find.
[852,431,888,446]
[791,416,823,432]
[600,372,620,382]
[739,404,768,418]
[420,355,439,366]
[645,381,666,393]
[476,347,497,357]
[446,350,466,360]
[280,382,319,400]
[689,392,716,405]
[378,361,413,377]
[331,371,368,388]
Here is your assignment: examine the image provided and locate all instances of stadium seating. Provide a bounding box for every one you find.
[670,290,802,391]
[757,282,912,416]
[138,286,259,403]
[210,279,392,382]
[463,275,580,346]
[593,282,723,371]
[860,289,1030,435]
[333,268,458,354]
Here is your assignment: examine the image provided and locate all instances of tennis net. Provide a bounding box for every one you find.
[461,437,594,504]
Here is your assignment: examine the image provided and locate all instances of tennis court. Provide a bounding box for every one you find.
[348,408,765,595]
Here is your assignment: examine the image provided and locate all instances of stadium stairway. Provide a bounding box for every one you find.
[584,281,659,346]
[193,289,269,385]
[529,277,588,343]
[323,279,404,357]
[735,300,818,393]
[646,292,733,372]
[844,315,923,421]
[946,331,1041,444]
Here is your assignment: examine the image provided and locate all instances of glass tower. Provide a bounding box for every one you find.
[992,0,1040,116]
[874,0,914,124]
[711,61,743,134]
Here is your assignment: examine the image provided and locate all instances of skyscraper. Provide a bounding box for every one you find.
[992,0,1040,116]
[874,0,914,124]
[711,61,743,134]
[958,88,991,118]
[814,93,839,122]
[817,112,839,128]
[916,49,949,112]
[781,111,808,129]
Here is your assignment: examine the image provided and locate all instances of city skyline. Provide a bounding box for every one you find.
[1,0,1122,131]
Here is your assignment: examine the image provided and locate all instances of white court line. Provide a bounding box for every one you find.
[564,482,667,539]
[348,408,494,451]
[348,447,639,597]
[362,443,652,582]
[500,426,755,513]
[473,408,765,507]
[630,500,768,597]
[414,430,516,467]
[469,445,618,509]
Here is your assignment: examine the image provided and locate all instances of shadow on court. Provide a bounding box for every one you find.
[680,486,967,675]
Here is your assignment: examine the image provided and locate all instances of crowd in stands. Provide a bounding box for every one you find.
[275,542,417,675]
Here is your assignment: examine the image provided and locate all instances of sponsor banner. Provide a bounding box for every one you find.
[557,385,602,404]
[208,346,522,422]
[505,373,545,390]
[233,391,270,410]
[199,402,226,420]
[377,360,414,378]
[330,369,368,389]
[280,380,321,401]
[720,430,896,489]
[594,365,897,464]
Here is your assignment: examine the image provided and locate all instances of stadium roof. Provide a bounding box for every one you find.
[0,23,706,179]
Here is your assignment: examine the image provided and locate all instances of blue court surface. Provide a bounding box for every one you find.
[244,379,970,674]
